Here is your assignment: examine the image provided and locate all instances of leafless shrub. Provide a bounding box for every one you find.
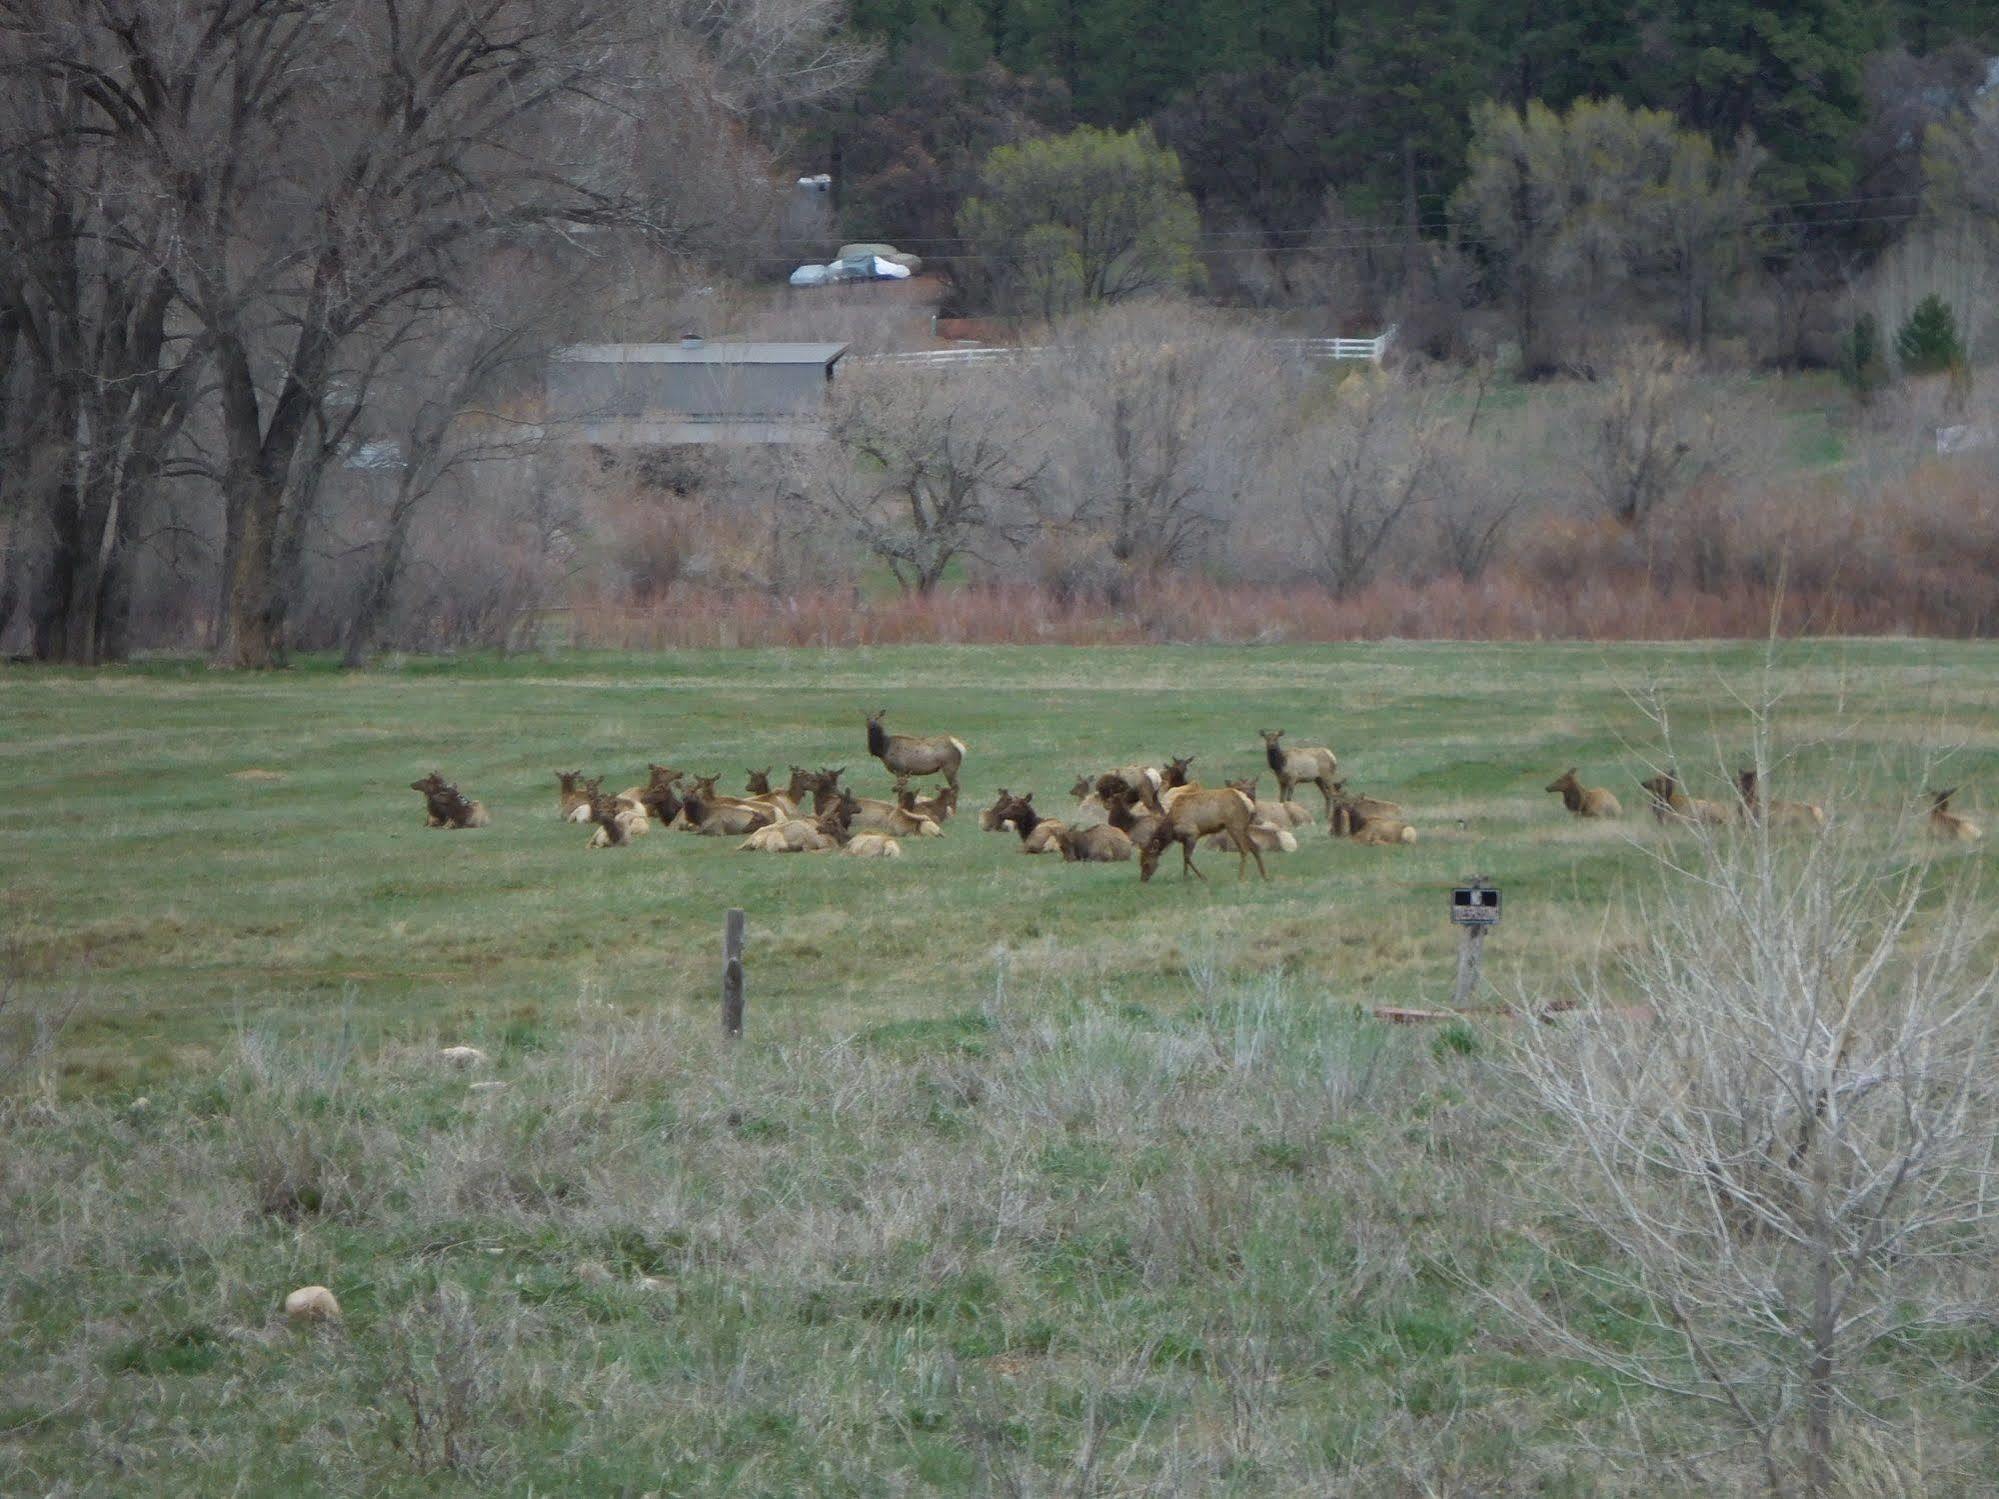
[379,1283,501,1478]
[0,938,79,1089]
[1294,372,1443,596]
[1507,750,1999,1495]
[1562,338,1756,527]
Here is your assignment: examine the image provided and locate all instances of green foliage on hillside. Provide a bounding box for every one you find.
[829,0,1998,248]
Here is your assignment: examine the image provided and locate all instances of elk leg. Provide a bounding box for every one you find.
[1180,834,1205,881]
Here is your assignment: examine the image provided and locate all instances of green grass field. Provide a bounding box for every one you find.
[2,641,1995,1493]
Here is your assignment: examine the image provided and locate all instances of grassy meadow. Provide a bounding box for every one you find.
[2,640,1997,1493]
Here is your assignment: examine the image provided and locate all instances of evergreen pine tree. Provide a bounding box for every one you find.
[1895,294,1965,376]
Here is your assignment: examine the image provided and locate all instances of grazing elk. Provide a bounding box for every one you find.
[1638,771,1730,828]
[1736,768,1824,831]
[1259,730,1339,815]
[1137,786,1268,884]
[1545,768,1622,820]
[866,710,967,791]
[1928,788,1983,843]
[412,772,489,829]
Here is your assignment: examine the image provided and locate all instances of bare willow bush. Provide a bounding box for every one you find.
[1509,758,1999,1496]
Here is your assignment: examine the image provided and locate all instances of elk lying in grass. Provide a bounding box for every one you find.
[895,780,958,823]
[836,788,943,838]
[1928,788,1983,842]
[741,768,799,818]
[1327,782,1403,838]
[412,772,489,829]
[806,767,849,814]
[1545,768,1622,819]
[866,710,966,791]
[816,792,903,856]
[1736,768,1824,831]
[637,766,685,826]
[1225,776,1312,830]
[586,789,648,848]
[556,771,593,823]
[979,788,1021,832]
[681,779,778,836]
[992,792,1066,853]
[1259,730,1339,814]
[1137,787,1268,883]
[739,814,842,853]
[1350,817,1417,845]
[1638,771,1730,828]
[1053,824,1134,862]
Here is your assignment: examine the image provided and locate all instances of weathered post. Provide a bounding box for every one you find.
[1449,876,1500,1009]
[722,908,745,1039]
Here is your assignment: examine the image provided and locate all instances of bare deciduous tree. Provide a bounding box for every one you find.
[1564,339,1742,527]
[1509,752,1999,1496]
[1296,373,1440,596]
[804,364,1041,594]
[1028,304,1278,593]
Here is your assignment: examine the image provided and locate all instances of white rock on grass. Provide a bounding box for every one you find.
[438,1045,489,1067]
[284,1285,341,1324]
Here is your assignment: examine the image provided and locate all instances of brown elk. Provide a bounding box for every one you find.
[739,816,841,853]
[1054,824,1135,862]
[1350,817,1417,845]
[1638,771,1730,828]
[992,792,1066,853]
[1545,768,1622,820]
[979,788,1021,832]
[1928,788,1984,842]
[412,772,489,829]
[1225,776,1312,830]
[846,792,944,838]
[1326,782,1403,838]
[1736,769,1824,831]
[1101,786,1165,849]
[555,771,592,823]
[895,781,958,823]
[820,792,907,857]
[866,710,967,791]
[1258,730,1339,814]
[1137,786,1268,884]
[637,765,684,826]
[586,789,642,848]
[681,782,777,836]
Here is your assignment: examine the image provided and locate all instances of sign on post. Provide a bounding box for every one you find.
[1450,879,1498,1009]
[1451,885,1502,926]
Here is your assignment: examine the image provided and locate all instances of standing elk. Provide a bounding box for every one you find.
[866,710,967,791]
[1258,730,1339,815]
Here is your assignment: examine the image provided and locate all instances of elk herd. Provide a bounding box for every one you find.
[409,710,1984,879]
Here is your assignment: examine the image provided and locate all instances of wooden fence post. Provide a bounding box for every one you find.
[722,908,745,1039]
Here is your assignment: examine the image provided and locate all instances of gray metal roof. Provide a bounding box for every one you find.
[553,341,847,366]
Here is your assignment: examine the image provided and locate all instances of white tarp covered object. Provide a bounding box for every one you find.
[789,245,920,287]
[788,263,833,286]
[867,256,911,280]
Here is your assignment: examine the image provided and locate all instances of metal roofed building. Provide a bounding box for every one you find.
[545,336,848,445]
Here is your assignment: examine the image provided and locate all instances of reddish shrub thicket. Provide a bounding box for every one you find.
[562,565,1985,650]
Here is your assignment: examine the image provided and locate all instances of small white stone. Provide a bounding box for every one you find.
[284,1285,341,1323]
[467,1080,506,1094]
[438,1045,489,1067]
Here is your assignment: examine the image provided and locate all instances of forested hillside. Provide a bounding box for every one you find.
[827,0,1998,250]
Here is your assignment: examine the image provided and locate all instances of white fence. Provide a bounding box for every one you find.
[853,326,1394,372]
